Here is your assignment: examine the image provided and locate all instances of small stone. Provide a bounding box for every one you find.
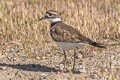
[0,67,7,70]
[59,63,64,70]
[42,56,47,60]
[40,73,48,76]
[76,53,83,59]
[36,56,41,60]
[0,54,5,59]
[78,68,86,73]
[78,63,86,72]
[90,74,97,79]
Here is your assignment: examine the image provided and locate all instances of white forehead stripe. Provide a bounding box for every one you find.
[49,12,57,14]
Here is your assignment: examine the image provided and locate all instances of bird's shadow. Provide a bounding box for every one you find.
[0,63,59,72]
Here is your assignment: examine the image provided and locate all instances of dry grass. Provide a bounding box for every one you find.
[0,0,120,80]
[0,0,119,47]
[0,1,119,38]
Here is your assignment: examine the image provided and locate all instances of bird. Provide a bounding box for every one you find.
[39,10,105,72]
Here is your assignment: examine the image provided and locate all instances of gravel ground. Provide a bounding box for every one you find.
[0,40,120,80]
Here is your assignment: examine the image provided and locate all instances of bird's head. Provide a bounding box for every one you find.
[39,10,61,23]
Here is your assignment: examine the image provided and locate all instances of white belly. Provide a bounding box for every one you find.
[56,42,88,50]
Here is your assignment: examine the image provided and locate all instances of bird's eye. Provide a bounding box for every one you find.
[49,13,52,16]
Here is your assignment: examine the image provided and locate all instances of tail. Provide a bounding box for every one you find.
[89,42,106,48]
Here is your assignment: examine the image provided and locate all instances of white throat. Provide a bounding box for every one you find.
[48,18,61,23]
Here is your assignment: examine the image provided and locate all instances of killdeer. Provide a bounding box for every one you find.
[39,10,105,72]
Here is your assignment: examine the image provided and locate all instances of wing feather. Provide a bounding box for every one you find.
[50,22,92,44]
